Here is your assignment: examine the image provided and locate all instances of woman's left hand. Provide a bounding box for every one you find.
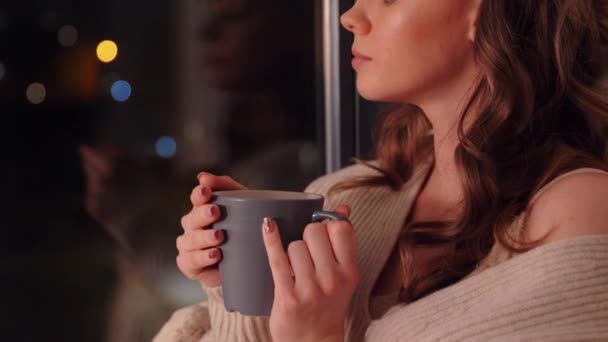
[262,205,359,342]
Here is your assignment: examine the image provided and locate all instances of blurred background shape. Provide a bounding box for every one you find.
[1,0,325,341]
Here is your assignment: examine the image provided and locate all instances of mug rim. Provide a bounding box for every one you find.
[213,190,323,202]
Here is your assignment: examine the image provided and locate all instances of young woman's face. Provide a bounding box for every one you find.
[341,0,480,104]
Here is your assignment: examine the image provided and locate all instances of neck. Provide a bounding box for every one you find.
[415,65,481,209]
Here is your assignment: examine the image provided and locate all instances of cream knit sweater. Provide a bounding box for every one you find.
[154,163,608,341]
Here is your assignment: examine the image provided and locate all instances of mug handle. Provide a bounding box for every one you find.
[311,210,349,223]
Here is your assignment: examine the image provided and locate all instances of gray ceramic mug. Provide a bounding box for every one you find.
[210,190,346,316]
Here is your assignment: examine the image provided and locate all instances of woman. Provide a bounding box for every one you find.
[156,0,608,341]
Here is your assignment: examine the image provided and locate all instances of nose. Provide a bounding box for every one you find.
[340,5,370,35]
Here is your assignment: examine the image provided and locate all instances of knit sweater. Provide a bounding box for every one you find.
[154,163,608,341]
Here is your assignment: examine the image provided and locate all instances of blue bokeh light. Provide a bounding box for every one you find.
[111,80,132,102]
[155,136,177,159]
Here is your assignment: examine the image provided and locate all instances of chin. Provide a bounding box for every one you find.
[356,79,419,104]
[355,86,404,103]
[356,84,387,102]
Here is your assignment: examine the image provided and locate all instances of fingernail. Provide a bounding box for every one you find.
[213,229,223,241]
[197,172,209,180]
[263,217,275,233]
[207,205,218,217]
[209,249,219,259]
[200,186,210,197]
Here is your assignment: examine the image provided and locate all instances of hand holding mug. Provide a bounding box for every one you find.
[176,173,247,288]
[262,205,359,342]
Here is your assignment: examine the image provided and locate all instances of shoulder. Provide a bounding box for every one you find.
[525,170,608,244]
[304,161,381,195]
[304,161,394,212]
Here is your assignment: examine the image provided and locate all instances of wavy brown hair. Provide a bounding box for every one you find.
[330,0,608,302]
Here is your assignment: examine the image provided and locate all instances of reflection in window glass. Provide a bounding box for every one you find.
[1,1,321,341]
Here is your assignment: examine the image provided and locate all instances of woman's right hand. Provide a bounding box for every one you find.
[177,172,247,288]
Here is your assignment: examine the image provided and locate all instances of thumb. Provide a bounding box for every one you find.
[334,204,351,219]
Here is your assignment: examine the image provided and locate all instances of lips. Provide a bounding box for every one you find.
[352,48,372,60]
[352,48,372,69]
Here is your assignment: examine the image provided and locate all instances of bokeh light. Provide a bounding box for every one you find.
[96,40,118,63]
[111,80,132,102]
[0,62,5,81]
[26,83,47,105]
[57,25,78,47]
[155,136,177,159]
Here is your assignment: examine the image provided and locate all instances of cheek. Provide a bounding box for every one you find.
[357,6,473,102]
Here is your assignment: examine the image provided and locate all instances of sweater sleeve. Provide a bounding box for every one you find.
[199,285,272,341]
[152,284,271,342]
[152,301,211,342]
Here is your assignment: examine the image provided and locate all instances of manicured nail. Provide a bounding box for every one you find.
[263,217,275,233]
[207,205,218,217]
[209,249,219,259]
[200,186,210,197]
[213,229,223,241]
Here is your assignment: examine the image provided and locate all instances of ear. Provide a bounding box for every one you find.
[467,0,483,43]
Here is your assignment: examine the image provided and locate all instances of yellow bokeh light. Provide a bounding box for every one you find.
[96,40,118,63]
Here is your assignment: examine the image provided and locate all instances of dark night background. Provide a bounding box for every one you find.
[0,1,323,340]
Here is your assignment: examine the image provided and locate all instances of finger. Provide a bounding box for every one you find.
[180,204,221,231]
[197,172,247,191]
[176,248,222,279]
[303,223,338,278]
[262,217,294,293]
[334,204,351,219]
[176,229,224,252]
[287,240,318,294]
[190,185,212,207]
[326,221,358,267]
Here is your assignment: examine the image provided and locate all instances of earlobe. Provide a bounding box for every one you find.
[467,0,483,43]
[468,24,476,43]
